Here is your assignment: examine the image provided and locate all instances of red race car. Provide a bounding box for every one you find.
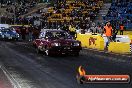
[33,29,82,56]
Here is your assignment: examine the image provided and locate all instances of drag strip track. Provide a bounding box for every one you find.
[0,64,21,88]
[0,41,132,88]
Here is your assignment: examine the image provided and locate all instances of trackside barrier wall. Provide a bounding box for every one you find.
[103,35,131,47]
[76,33,104,50]
[130,35,132,53]
[128,35,132,42]
[130,44,132,53]
[77,33,132,54]
[107,35,132,54]
[108,42,131,54]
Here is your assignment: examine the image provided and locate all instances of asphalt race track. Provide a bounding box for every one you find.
[0,68,13,88]
[0,41,132,88]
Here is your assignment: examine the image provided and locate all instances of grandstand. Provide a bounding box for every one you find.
[42,0,104,29]
[104,0,132,29]
[0,0,131,31]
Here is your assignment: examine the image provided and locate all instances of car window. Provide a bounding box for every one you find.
[45,31,70,39]
[45,32,54,38]
[1,28,11,32]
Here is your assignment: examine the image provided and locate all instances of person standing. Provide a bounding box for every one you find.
[28,25,33,41]
[103,22,113,49]
[20,25,26,40]
[112,28,118,42]
[69,24,76,38]
[62,24,69,32]
[32,26,40,40]
[90,22,97,34]
[119,24,124,35]
[97,25,102,33]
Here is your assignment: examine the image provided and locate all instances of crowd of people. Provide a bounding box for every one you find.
[1,0,38,24]
[1,0,103,28]
[45,0,103,28]
[104,0,132,29]
[0,0,129,48]
[14,24,40,41]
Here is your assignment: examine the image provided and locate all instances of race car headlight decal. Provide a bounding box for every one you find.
[73,42,80,46]
[51,43,60,46]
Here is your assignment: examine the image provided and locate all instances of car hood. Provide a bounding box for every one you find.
[49,38,80,45]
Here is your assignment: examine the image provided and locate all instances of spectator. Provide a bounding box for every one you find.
[112,28,118,42]
[103,22,113,49]
[62,24,69,32]
[32,27,39,40]
[97,25,103,33]
[28,25,33,41]
[69,24,76,38]
[90,22,97,34]
[20,25,26,40]
[119,24,125,35]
